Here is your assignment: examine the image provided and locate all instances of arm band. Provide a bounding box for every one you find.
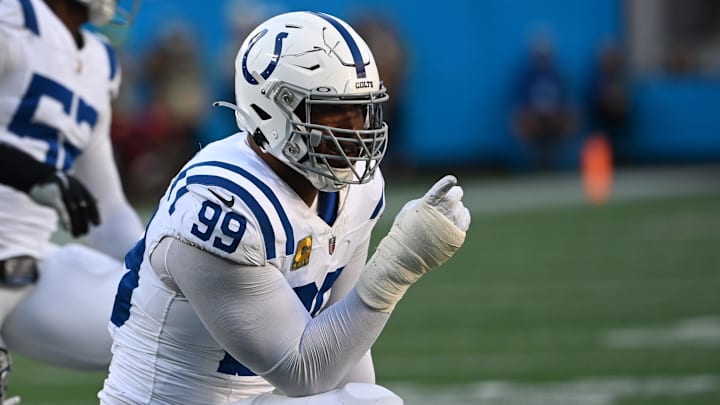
[0,143,55,192]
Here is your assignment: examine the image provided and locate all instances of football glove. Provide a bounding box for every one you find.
[356,175,470,312]
[29,172,100,237]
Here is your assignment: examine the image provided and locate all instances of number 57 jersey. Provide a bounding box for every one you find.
[105,134,385,403]
[0,0,120,259]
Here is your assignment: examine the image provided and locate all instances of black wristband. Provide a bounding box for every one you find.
[0,142,56,192]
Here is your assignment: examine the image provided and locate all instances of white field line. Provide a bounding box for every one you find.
[388,374,720,405]
[603,316,720,348]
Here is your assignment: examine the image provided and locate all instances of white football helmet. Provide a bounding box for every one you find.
[73,0,115,25]
[226,11,389,192]
[73,0,140,26]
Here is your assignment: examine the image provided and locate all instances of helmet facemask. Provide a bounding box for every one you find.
[275,84,388,191]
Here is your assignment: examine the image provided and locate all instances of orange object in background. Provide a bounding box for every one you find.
[582,133,613,205]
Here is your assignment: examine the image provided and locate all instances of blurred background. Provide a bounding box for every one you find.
[10,0,720,403]
[103,0,720,201]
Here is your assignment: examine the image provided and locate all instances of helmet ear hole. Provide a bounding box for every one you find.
[251,104,271,120]
[293,100,307,123]
[252,128,268,147]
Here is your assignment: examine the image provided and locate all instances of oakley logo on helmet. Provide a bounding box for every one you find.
[242,29,289,85]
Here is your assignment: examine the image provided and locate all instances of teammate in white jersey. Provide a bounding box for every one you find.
[100,11,470,405]
[0,0,142,401]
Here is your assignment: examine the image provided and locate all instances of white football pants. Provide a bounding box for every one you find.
[2,244,124,370]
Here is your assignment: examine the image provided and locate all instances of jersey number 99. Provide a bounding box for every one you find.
[191,200,246,254]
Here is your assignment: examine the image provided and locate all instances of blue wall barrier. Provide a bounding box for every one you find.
[619,77,720,164]
[120,0,719,168]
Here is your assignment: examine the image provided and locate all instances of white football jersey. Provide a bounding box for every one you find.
[0,0,120,259]
[102,134,385,404]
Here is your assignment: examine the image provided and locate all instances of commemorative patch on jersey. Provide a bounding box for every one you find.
[291,235,312,270]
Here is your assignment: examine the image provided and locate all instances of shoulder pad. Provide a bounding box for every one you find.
[0,0,39,36]
[167,183,267,266]
[85,30,121,95]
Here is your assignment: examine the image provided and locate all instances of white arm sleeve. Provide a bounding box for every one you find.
[323,232,376,387]
[73,114,143,260]
[333,351,375,387]
[0,31,7,76]
[153,236,391,397]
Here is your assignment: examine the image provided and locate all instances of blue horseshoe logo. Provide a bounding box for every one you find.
[242,28,289,85]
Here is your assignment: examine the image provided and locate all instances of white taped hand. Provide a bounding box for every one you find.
[408,175,470,232]
[356,175,470,312]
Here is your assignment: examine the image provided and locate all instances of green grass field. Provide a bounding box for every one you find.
[7,170,720,404]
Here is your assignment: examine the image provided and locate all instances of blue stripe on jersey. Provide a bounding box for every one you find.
[310,266,344,316]
[61,143,81,171]
[370,191,384,219]
[18,0,39,35]
[168,187,190,214]
[110,237,145,327]
[111,208,157,327]
[167,160,294,255]
[217,352,255,376]
[293,266,345,317]
[172,174,278,260]
[309,12,367,79]
[102,41,118,80]
[317,191,338,226]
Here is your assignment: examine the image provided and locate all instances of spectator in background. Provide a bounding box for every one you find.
[589,43,631,158]
[112,22,207,202]
[353,13,412,173]
[211,0,285,142]
[665,42,699,75]
[109,49,142,188]
[512,38,577,170]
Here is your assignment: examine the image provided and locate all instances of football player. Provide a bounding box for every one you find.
[100,11,470,405]
[0,0,142,401]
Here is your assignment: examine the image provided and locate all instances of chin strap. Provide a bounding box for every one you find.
[213,100,257,136]
[211,100,239,110]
